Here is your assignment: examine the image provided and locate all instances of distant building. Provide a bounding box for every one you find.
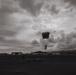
[11,52,22,55]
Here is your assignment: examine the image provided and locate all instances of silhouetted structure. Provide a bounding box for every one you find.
[11,52,22,55]
[31,51,48,55]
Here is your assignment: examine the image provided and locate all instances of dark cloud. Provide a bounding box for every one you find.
[50,4,59,15]
[18,0,61,15]
[0,6,19,13]
[45,4,59,15]
[0,13,7,26]
[0,0,20,14]
[0,30,17,36]
[0,36,5,42]
[19,0,43,16]
[0,14,19,42]
[0,0,22,44]
[0,0,20,28]
[0,13,16,34]
[64,0,76,6]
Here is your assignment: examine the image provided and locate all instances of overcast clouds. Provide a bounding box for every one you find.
[0,0,76,52]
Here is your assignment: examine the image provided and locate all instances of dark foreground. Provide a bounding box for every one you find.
[0,54,76,75]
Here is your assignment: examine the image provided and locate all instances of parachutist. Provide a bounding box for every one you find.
[45,45,47,50]
[40,32,50,50]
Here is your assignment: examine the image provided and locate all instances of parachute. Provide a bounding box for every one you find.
[42,32,50,39]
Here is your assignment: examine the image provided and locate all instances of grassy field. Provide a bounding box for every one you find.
[0,54,76,75]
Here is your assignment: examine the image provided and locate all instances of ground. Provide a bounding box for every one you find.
[0,54,76,75]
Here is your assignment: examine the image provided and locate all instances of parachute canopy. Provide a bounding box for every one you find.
[42,32,50,39]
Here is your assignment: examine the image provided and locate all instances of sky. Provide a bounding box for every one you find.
[0,0,76,53]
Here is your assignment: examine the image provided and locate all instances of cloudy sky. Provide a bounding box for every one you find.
[0,0,76,53]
